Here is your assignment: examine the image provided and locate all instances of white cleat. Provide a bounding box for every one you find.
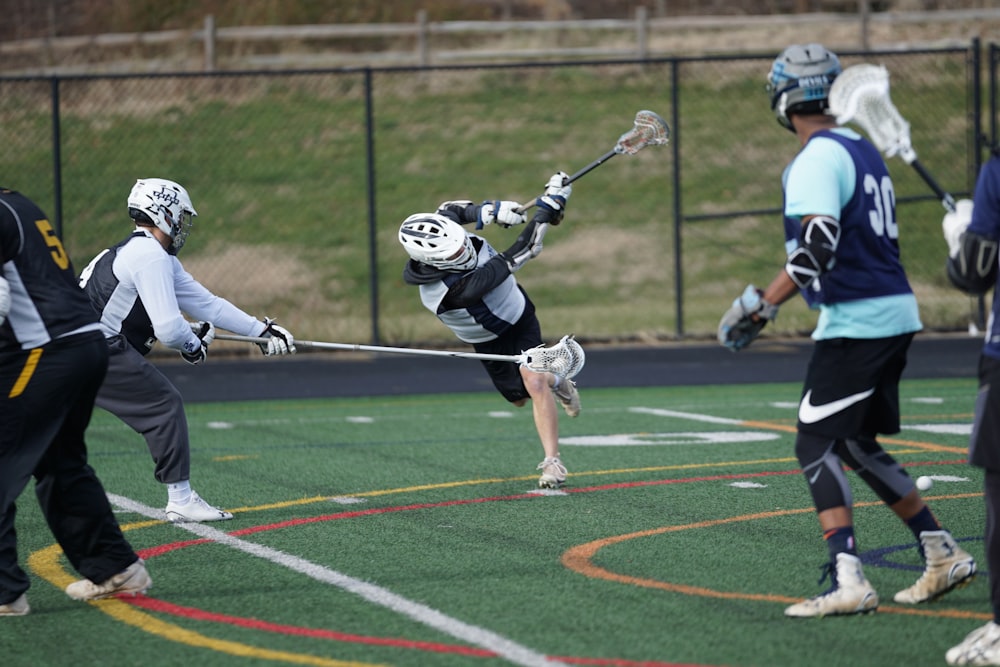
[893,530,976,604]
[65,559,151,601]
[551,378,581,418]
[165,491,233,523]
[784,553,879,618]
[947,621,1000,665]
[0,593,29,616]
[536,456,568,489]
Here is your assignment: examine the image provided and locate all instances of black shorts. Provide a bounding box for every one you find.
[970,353,1000,471]
[796,333,914,438]
[472,306,542,403]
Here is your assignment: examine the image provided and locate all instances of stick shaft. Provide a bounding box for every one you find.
[215,333,524,363]
[909,158,957,212]
[519,149,618,212]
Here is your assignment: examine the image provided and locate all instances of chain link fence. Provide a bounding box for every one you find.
[0,42,981,354]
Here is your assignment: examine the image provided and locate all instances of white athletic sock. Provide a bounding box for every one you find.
[167,480,193,505]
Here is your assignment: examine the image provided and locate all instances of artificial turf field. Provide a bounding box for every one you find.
[2,343,992,667]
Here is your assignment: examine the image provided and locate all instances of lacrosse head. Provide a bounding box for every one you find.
[828,64,916,163]
[521,335,586,379]
[615,110,670,156]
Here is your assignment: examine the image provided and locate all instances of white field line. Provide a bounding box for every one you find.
[107,493,562,667]
[628,407,745,425]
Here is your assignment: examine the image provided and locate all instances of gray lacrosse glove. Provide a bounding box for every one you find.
[0,276,9,327]
[258,317,296,355]
[942,198,974,259]
[717,284,779,352]
[478,200,527,229]
[181,321,215,365]
[533,171,572,225]
[500,220,548,273]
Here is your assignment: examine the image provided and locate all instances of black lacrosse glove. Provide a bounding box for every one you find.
[181,321,215,365]
[533,171,572,226]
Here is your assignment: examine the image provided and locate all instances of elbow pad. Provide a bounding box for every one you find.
[785,215,840,289]
[947,230,999,295]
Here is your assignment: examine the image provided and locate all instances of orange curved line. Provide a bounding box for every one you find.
[562,494,990,620]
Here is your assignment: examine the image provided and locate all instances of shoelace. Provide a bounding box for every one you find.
[816,560,838,594]
[537,458,566,475]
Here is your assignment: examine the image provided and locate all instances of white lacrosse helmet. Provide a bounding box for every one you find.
[127,178,197,252]
[398,213,477,271]
[767,43,842,131]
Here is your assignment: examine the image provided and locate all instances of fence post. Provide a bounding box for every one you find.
[50,76,63,238]
[203,15,216,72]
[635,6,648,60]
[417,10,429,67]
[364,68,380,345]
[671,59,684,337]
[857,0,870,51]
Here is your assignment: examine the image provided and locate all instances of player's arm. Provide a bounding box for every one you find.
[718,214,835,351]
[943,199,999,295]
[437,200,526,230]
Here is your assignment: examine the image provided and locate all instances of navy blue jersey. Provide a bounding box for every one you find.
[967,156,1000,360]
[781,129,920,340]
[0,188,100,351]
[783,129,913,306]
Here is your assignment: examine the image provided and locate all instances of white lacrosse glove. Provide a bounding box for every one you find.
[0,276,10,327]
[717,285,779,352]
[478,200,527,229]
[500,220,548,273]
[534,171,572,225]
[181,321,215,365]
[943,198,974,259]
[258,317,296,355]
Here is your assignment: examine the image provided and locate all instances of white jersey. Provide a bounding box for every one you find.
[79,227,264,355]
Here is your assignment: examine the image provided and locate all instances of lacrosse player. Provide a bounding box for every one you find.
[398,172,579,488]
[717,43,974,618]
[78,178,296,523]
[940,153,1000,665]
[0,187,151,615]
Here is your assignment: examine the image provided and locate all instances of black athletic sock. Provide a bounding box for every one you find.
[824,526,857,560]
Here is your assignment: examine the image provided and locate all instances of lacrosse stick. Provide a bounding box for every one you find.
[518,109,671,211]
[214,333,586,379]
[828,64,956,212]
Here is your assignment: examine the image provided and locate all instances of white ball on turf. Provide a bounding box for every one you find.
[916,475,933,491]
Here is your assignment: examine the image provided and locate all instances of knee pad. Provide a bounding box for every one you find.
[794,432,852,513]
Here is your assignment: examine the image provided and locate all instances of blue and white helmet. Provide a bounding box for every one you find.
[767,43,841,131]
[127,178,197,253]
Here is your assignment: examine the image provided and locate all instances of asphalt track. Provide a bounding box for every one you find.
[158,333,986,404]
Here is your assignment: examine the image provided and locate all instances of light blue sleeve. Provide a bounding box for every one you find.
[782,131,858,221]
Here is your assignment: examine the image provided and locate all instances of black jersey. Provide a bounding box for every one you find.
[0,188,101,352]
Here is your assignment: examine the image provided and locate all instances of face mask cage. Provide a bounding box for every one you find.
[169,208,196,252]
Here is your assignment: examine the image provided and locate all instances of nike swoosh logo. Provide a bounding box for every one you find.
[798,388,876,424]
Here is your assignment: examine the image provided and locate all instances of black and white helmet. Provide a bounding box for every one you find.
[127,178,197,253]
[398,213,477,271]
[767,43,842,131]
